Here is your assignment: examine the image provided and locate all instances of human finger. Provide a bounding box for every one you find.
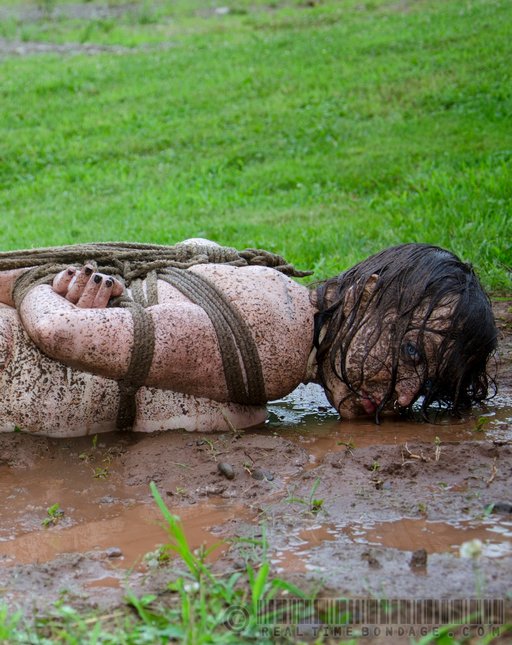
[108,276,124,298]
[53,267,77,295]
[76,273,103,308]
[66,264,95,304]
[92,276,122,308]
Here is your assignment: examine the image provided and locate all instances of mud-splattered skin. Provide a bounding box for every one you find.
[0,261,315,437]
[0,243,456,437]
[0,305,120,436]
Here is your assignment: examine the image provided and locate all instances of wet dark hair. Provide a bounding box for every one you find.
[313,243,498,421]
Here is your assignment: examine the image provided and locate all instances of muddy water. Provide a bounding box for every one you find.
[0,501,236,567]
[268,384,512,467]
[267,384,512,575]
[0,458,241,567]
[271,517,512,573]
[348,517,512,557]
[0,383,511,588]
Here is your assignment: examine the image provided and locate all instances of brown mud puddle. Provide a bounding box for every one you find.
[0,500,238,567]
[271,517,512,574]
[268,383,512,468]
[349,517,512,557]
[0,448,249,568]
[4,402,509,571]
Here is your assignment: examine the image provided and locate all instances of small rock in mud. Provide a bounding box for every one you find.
[98,496,115,504]
[105,547,123,559]
[410,548,428,569]
[251,468,274,481]
[217,462,235,480]
[221,489,238,499]
[361,550,381,569]
[490,501,512,514]
[201,483,227,496]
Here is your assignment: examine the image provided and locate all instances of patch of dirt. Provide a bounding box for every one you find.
[0,38,137,57]
[0,2,175,58]
[494,299,512,383]
[0,2,141,23]
[0,300,510,632]
[0,37,176,57]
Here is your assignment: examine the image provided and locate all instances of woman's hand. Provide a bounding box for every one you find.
[52,265,124,308]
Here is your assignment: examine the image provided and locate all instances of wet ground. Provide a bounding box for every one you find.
[0,301,511,633]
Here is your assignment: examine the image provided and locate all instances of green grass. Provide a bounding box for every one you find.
[0,0,510,290]
[0,1,510,640]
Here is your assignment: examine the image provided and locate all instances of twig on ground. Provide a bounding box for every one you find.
[485,458,498,486]
[402,443,429,463]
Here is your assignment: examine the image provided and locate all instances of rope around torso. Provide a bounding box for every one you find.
[7,242,312,429]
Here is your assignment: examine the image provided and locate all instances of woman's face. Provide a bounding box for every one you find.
[322,304,452,419]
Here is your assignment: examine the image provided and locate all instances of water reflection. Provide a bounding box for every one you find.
[267,384,512,458]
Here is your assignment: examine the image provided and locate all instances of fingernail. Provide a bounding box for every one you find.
[105,279,113,288]
[84,266,93,276]
[67,268,75,276]
[93,274,102,284]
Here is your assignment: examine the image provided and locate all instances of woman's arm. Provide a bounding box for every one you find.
[18,283,135,380]
[17,270,229,400]
[15,266,132,379]
[0,269,31,306]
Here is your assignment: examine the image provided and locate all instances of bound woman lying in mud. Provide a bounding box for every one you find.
[0,240,497,437]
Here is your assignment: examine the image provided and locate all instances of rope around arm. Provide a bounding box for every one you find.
[6,241,312,308]
[9,242,312,430]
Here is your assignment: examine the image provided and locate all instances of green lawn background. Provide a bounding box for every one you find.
[0,0,510,290]
[0,1,511,639]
